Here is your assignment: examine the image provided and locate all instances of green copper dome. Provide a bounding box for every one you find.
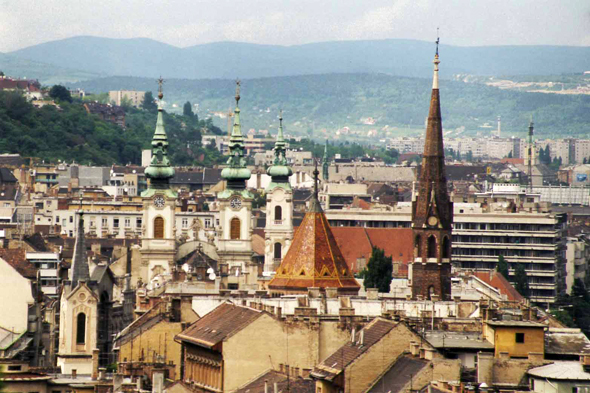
[266,111,292,190]
[142,82,177,198]
[222,81,251,190]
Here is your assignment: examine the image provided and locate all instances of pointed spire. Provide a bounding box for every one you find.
[322,140,330,181]
[267,110,292,189]
[309,161,322,212]
[70,212,90,288]
[222,79,251,188]
[143,77,175,195]
[433,32,440,89]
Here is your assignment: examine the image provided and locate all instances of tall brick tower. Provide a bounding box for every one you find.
[409,39,453,300]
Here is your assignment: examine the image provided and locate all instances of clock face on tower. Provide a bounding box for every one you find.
[153,196,165,208]
[427,216,439,227]
[230,197,242,210]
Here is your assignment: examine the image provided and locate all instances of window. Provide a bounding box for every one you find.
[204,218,212,228]
[230,218,241,240]
[90,219,96,228]
[124,218,131,228]
[102,217,108,227]
[136,218,142,228]
[113,218,119,228]
[182,218,188,229]
[69,216,73,223]
[442,236,450,259]
[154,217,164,239]
[7,365,22,371]
[515,333,525,343]
[275,206,282,221]
[274,242,282,259]
[76,313,86,344]
[427,235,437,258]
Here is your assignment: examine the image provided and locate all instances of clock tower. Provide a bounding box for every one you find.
[264,111,293,274]
[409,40,453,301]
[217,81,256,288]
[140,78,178,282]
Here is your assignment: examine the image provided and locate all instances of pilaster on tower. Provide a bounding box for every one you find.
[409,37,453,301]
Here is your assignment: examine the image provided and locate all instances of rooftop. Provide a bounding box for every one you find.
[528,361,590,381]
[485,320,546,328]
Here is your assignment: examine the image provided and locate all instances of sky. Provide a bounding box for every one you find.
[0,0,589,52]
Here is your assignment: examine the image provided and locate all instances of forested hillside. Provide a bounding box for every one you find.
[0,91,224,166]
[73,73,590,138]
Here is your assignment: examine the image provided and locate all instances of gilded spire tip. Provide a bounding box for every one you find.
[157,76,164,100]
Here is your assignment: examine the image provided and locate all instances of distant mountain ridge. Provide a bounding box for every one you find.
[4,36,590,82]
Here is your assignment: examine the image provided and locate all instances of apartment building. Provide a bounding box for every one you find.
[325,185,566,305]
[108,90,146,108]
[25,252,61,297]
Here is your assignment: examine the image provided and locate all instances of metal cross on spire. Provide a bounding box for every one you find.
[157,76,164,100]
[235,79,241,105]
[435,28,440,57]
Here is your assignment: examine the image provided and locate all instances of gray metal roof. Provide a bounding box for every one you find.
[425,331,494,350]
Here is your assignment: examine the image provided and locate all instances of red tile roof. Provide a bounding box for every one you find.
[329,227,414,273]
[473,271,524,302]
[176,303,262,348]
[0,248,37,279]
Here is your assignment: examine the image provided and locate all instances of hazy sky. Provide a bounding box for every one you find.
[1,0,589,52]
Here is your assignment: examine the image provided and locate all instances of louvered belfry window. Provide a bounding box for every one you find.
[230,217,241,240]
[154,217,164,239]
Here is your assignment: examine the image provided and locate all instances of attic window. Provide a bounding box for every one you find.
[299,269,306,276]
[515,333,525,343]
[323,270,330,277]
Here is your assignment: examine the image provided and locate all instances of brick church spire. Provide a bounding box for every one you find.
[409,36,453,301]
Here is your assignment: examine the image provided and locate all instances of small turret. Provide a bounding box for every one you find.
[267,110,293,190]
[143,77,175,197]
[221,80,251,190]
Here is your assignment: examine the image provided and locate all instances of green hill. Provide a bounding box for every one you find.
[71,73,590,139]
[0,91,224,166]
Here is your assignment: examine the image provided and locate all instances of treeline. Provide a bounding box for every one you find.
[0,90,225,166]
[72,74,590,138]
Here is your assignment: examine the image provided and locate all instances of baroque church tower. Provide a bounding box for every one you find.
[140,78,178,282]
[264,111,294,274]
[409,41,453,300]
[217,81,256,288]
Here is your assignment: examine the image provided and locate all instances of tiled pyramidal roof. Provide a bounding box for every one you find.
[269,198,360,294]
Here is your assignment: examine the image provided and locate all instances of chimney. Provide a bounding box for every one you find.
[91,349,99,380]
[152,370,164,393]
[360,330,364,345]
[274,382,278,393]
[264,380,269,393]
[351,327,356,343]
[98,367,106,381]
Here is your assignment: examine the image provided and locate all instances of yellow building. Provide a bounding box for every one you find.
[115,297,198,379]
[176,302,356,392]
[483,320,546,358]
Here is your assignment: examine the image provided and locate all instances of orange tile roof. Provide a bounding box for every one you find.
[473,271,524,302]
[269,211,360,294]
[329,227,413,273]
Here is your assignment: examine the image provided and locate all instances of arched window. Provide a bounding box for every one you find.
[274,242,282,259]
[275,206,282,221]
[76,313,86,345]
[428,286,435,300]
[230,218,241,240]
[154,217,164,239]
[442,236,450,259]
[427,235,437,259]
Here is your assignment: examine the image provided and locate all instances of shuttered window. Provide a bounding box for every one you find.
[230,218,240,240]
[154,217,164,239]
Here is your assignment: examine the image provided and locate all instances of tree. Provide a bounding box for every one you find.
[363,247,393,293]
[507,151,513,158]
[49,85,72,103]
[496,255,509,279]
[142,91,157,113]
[183,101,194,118]
[466,150,473,162]
[514,264,529,297]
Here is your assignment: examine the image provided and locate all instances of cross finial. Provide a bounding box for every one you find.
[313,159,320,198]
[279,109,283,123]
[235,79,241,105]
[157,76,164,100]
[435,28,440,57]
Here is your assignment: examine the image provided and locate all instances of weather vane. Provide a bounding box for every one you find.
[157,76,164,99]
